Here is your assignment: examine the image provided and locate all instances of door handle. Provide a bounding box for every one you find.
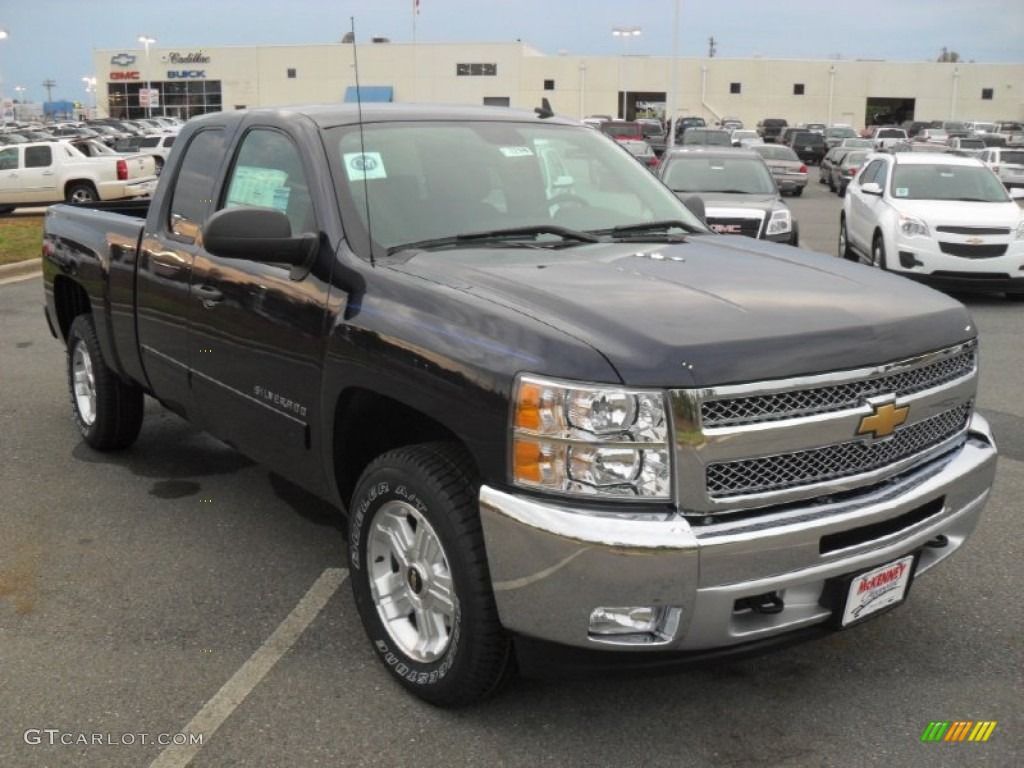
[195,284,224,307]
[41,171,55,176]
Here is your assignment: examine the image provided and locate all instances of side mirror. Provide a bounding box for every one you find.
[202,206,317,266]
[1008,187,1024,200]
[861,181,883,196]
[681,194,706,223]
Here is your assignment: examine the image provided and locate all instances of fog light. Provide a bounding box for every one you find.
[589,606,665,636]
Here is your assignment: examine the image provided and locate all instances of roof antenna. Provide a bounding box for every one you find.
[534,97,555,119]
[350,16,375,267]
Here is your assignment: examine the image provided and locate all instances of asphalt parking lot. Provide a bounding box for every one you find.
[2,181,1021,767]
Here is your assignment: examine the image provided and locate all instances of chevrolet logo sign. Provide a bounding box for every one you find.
[966,237,984,245]
[857,402,909,439]
[111,53,137,67]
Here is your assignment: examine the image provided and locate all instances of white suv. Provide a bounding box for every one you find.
[839,151,1024,299]
[978,146,1024,188]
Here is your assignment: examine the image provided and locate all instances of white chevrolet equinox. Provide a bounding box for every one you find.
[839,151,1024,300]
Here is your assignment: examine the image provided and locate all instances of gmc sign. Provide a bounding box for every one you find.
[110,71,141,80]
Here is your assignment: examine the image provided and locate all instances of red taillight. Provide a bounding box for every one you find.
[117,159,128,181]
[799,164,808,174]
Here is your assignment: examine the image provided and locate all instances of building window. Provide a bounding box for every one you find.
[456,63,498,76]
[543,79,555,91]
[730,82,741,94]
[981,88,993,100]
[287,68,297,79]
[793,83,805,95]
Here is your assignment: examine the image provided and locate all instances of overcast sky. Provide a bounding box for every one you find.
[2,0,1021,103]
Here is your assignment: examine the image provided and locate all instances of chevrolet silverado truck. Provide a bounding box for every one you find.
[43,104,997,706]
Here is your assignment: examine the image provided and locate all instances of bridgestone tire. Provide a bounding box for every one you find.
[67,315,144,450]
[348,442,515,707]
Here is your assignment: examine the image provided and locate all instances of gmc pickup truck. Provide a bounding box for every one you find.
[43,104,997,707]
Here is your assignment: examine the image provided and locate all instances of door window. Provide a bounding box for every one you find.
[25,146,53,168]
[167,128,227,241]
[0,148,17,171]
[222,128,314,234]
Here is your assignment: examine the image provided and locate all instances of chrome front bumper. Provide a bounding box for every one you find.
[479,414,996,652]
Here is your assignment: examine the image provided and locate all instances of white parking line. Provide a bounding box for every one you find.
[148,567,348,768]
[0,269,41,286]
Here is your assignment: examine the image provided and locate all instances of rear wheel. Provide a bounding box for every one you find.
[67,315,144,449]
[66,182,98,204]
[348,442,514,707]
[791,187,803,197]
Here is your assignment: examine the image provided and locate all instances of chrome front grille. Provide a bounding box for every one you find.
[702,343,975,428]
[670,341,978,515]
[706,403,971,498]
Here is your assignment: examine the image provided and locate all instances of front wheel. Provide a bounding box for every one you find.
[838,218,856,261]
[872,234,888,271]
[67,315,144,449]
[348,443,514,707]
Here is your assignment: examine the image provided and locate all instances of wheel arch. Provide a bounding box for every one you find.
[51,274,92,341]
[331,387,479,509]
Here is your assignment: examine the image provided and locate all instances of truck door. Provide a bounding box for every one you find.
[136,127,228,417]
[20,144,60,201]
[188,126,329,488]
[0,147,20,201]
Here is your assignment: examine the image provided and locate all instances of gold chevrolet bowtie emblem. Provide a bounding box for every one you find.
[858,403,909,439]
[966,237,984,245]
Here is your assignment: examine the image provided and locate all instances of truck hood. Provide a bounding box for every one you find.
[387,236,974,388]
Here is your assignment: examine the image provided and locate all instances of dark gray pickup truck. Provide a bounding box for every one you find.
[43,104,997,706]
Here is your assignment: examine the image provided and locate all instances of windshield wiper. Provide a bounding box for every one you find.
[387,225,599,255]
[589,219,701,240]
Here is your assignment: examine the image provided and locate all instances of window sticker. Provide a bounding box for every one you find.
[499,146,534,158]
[894,187,909,197]
[343,152,387,181]
[226,166,291,211]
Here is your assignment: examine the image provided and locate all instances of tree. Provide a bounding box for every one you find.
[937,47,961,63]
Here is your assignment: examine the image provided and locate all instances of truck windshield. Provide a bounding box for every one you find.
[327,120,702,257]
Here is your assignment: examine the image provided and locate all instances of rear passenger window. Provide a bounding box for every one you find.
[168,128,227,241]
[25,146,53,168]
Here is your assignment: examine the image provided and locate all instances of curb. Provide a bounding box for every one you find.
[0,259,42,279]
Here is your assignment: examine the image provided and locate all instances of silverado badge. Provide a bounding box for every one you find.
[858,402,909,439]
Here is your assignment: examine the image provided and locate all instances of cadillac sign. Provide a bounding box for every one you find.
[160,51,212,64]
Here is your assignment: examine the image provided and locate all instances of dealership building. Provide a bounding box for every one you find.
[93,41,1024,129]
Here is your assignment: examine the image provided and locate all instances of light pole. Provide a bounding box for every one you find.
[611,26,642,120]
[138,34,156,118]
[0,28,8,104]
[82,77,96,118]
[14,84,25,121]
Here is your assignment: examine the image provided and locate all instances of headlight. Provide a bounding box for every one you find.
[512,374,671,500]
[898,213,930,238]
[766,208,792,236]
[1015,219,1024,240]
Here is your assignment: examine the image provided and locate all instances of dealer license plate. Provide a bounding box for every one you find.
[841,554,915,627]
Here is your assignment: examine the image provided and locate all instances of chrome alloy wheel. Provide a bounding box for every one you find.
[367,500,456,662]
[72,342,97,425]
